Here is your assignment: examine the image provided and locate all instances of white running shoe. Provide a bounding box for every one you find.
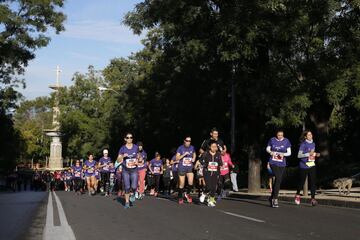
[135,191,139,199]
[199,193,206,203]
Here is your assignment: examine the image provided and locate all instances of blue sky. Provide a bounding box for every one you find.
[20,0,144,100]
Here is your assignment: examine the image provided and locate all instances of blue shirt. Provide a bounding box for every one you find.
[176,145,195,170]
[299,140,316,169]
[267,137,291,167]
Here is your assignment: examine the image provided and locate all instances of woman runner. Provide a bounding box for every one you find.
[98,149,112,196]
[83,152,97,196]
[117,133,140,209]
[71,160,83,195]
[266,130,292,208]
[175,136,196,204]
[149,152,163,197]
[136,142,147,200]
[295,130,320,206]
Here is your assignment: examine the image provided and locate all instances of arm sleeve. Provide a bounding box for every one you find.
[266,146,272,154]
[284,147,291,157]
[298,150,309,158]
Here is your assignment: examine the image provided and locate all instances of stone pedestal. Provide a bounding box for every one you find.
[45,131,63,170]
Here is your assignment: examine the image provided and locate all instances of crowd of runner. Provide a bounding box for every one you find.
[62,128,239,209]
[5,128,321,209]
[58,128,320,209]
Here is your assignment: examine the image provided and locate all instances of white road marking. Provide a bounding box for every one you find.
[219,210,265,223]
[43,192,76,240]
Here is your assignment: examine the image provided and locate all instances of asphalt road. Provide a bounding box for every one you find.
[2,191,360,240]
[0,191,47,240]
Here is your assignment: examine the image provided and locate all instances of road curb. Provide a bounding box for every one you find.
[227,193,360,209]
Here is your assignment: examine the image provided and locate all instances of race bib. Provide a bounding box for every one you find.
[208,161,218,171]
[126,158,137,168]
[103,165,109,171]
[306,161,315,167]
[272,153,284,162]
[198,167,203,175]
[308,154,315,161]
[75,172,81,177]
[154,166,161,174]
[87,168,94,173]
[182,157,192,167]
[221,162,228,171]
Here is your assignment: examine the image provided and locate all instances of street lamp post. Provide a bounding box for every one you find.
[98,87,120,95]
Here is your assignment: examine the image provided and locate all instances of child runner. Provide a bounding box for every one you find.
[201,140,222,207]
[162,158,172,197]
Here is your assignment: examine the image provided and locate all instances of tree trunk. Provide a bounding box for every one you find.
[248,144,262,193]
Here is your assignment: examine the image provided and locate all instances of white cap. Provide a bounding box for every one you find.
[103,149,109,154]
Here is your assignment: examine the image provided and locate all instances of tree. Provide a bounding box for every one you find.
[123,0,360,191]
[13,97,52,164]
[0,0,65,170]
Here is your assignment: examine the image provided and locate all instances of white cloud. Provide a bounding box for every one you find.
[60,20,145,45]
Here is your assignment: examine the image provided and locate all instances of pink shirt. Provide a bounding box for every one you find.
[220,153,234,175]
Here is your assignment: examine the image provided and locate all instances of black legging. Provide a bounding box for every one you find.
[73,178,82,192]
[217,173,231,194]
[163,177,171,194]
[171,173,178,192]
[270,165,285,199]
[204,171,219,197]
[101,172,110,194]
[153,174,161,193]
[296,167,316,198]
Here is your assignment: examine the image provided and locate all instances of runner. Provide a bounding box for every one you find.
[136,142,147,200]
[267,162,275,193]
[94,168,100,193]
[163,158,172,198]
[201,140,222,207]
[71,160,83,195]
[230,160,239,192]
[64,169,73,192]
[266,130,292,208]
[295,130,320,206]
[194,151,205,198]
[170,154,179,195]
[200,128,226,153]
[114,159,124,197]
[117,133,139,209]
[98,149,112,196]
[83,152,97,196]
[108,162,116,196]
[148,152,163,197]
[217,148,234,200]
[176,136,196,204]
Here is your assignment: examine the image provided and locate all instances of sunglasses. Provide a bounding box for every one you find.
[125,136,133,139]
[184,139,191,142]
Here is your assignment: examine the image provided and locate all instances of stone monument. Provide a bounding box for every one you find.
[44,66,63,170]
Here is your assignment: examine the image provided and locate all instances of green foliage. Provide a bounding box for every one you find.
[0,0,66,110]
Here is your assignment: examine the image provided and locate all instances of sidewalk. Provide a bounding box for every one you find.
[228,187,360,209]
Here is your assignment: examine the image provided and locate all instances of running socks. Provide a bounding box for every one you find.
[178,188,184,199]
